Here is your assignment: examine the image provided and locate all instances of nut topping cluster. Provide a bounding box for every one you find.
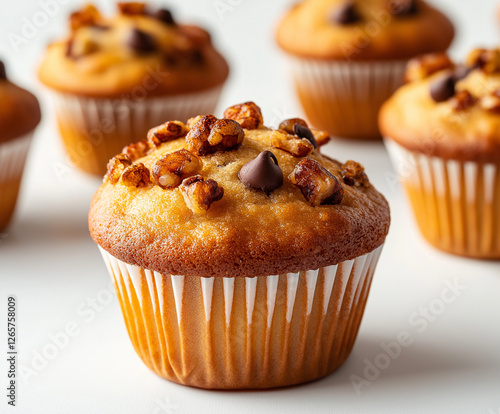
[103,102,369,212]
[288,159,344,206]
[404,53,454,83]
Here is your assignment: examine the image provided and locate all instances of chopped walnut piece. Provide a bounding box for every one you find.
[69,5,101,31]
[104,154,132,184]
[404,53,454,83]
[450,90,477,111]
[480,90,500,114]
[340,160,369,187]
[186,116,244,155]
[288,158,344,206]
[180,175,224,214]
[271,130,314,157]
[147,121,189,148]
[223,102,263,130]
[122,140,151,161]
[117,2,146,15]
[121,163,150,187]
[466,48,500,74]
[278,118,308,134]
[152,149,202,189]
[311,129,330,147]
[186,115,203,129]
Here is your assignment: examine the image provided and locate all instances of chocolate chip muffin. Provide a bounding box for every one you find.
[380,49,500,258]
[0,61,41,231]
[89,102,390,389]
[39,2,229,176]
[276,0,454,139]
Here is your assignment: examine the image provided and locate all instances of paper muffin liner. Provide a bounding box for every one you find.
[0,133,33,231]
[99,245,384,389]
[287,57,407,139]
[49,85,223,176]
[386,139,500,258]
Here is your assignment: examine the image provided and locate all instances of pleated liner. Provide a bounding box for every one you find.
[99,245,384,389]
[49,85,223,176]
[288,57,407,139]
[0,133,33,230]
[386,139,500,258]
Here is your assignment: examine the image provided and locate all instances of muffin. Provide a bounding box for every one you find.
[89,101,390,389]
[39,3,229,176]
[380,49,500,259]
[276,0,454,139]
[0,61,41,231]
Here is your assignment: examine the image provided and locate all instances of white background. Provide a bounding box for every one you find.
[1,0,500,413]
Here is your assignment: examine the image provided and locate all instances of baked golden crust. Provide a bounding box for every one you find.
[0,80,41,143]
[38,4,229,97]
[89,104,390,277]
[380,49,500,163]
[276,0,454,60]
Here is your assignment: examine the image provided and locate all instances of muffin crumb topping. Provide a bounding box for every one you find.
[223,102,263,130]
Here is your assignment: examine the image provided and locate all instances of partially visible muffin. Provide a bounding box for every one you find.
[380,48,500,258]
[0,61,41,231]
[276,0,454,139]
[89,101,390,389]
[39,2,229,176]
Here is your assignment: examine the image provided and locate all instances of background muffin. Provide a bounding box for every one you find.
[0,61,41,231]
[39,2,229,176]
[89,102,390,389]
[380,49,500,259]
[276,0,454,139]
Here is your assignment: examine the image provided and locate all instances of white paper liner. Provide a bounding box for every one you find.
[49,85,223,174]
[0,133,33,230]
[0,133,33,183]
[386,139,500,258]
[99,245,384,389]
[287,57,407,138]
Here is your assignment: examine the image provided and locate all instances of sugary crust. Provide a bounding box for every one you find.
[0,81,41,143]
[89,128,390,277]
[38,11,229,97]
[379,70,500,163]
[276,0,454,60]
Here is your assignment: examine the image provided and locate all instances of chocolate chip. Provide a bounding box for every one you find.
[238,151,283,194]
[453,64,474,81]
[293,124,318,149]
[330,2,360,24]
[151,8,175,25]
[391,0,418,16]
[127,28,156,54]
[0,61,7,80]
[430,74,456,103]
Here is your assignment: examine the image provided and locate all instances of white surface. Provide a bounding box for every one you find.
[1,0,500,413]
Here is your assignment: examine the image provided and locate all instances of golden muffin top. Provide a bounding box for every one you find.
[380,48,500,163]
[276,0,454,60]
[89,102,390,278]
[0,61,41,144]
[38,3,229,98]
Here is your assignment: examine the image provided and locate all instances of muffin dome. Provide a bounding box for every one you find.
[38,3,229,97]
[380,49,500,162]
[89,102,390,277]
[276,0,454,60]
[0,62,41,143]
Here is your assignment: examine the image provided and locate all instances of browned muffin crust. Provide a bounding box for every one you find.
[89,103,390,277]
[0,73,41,143]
